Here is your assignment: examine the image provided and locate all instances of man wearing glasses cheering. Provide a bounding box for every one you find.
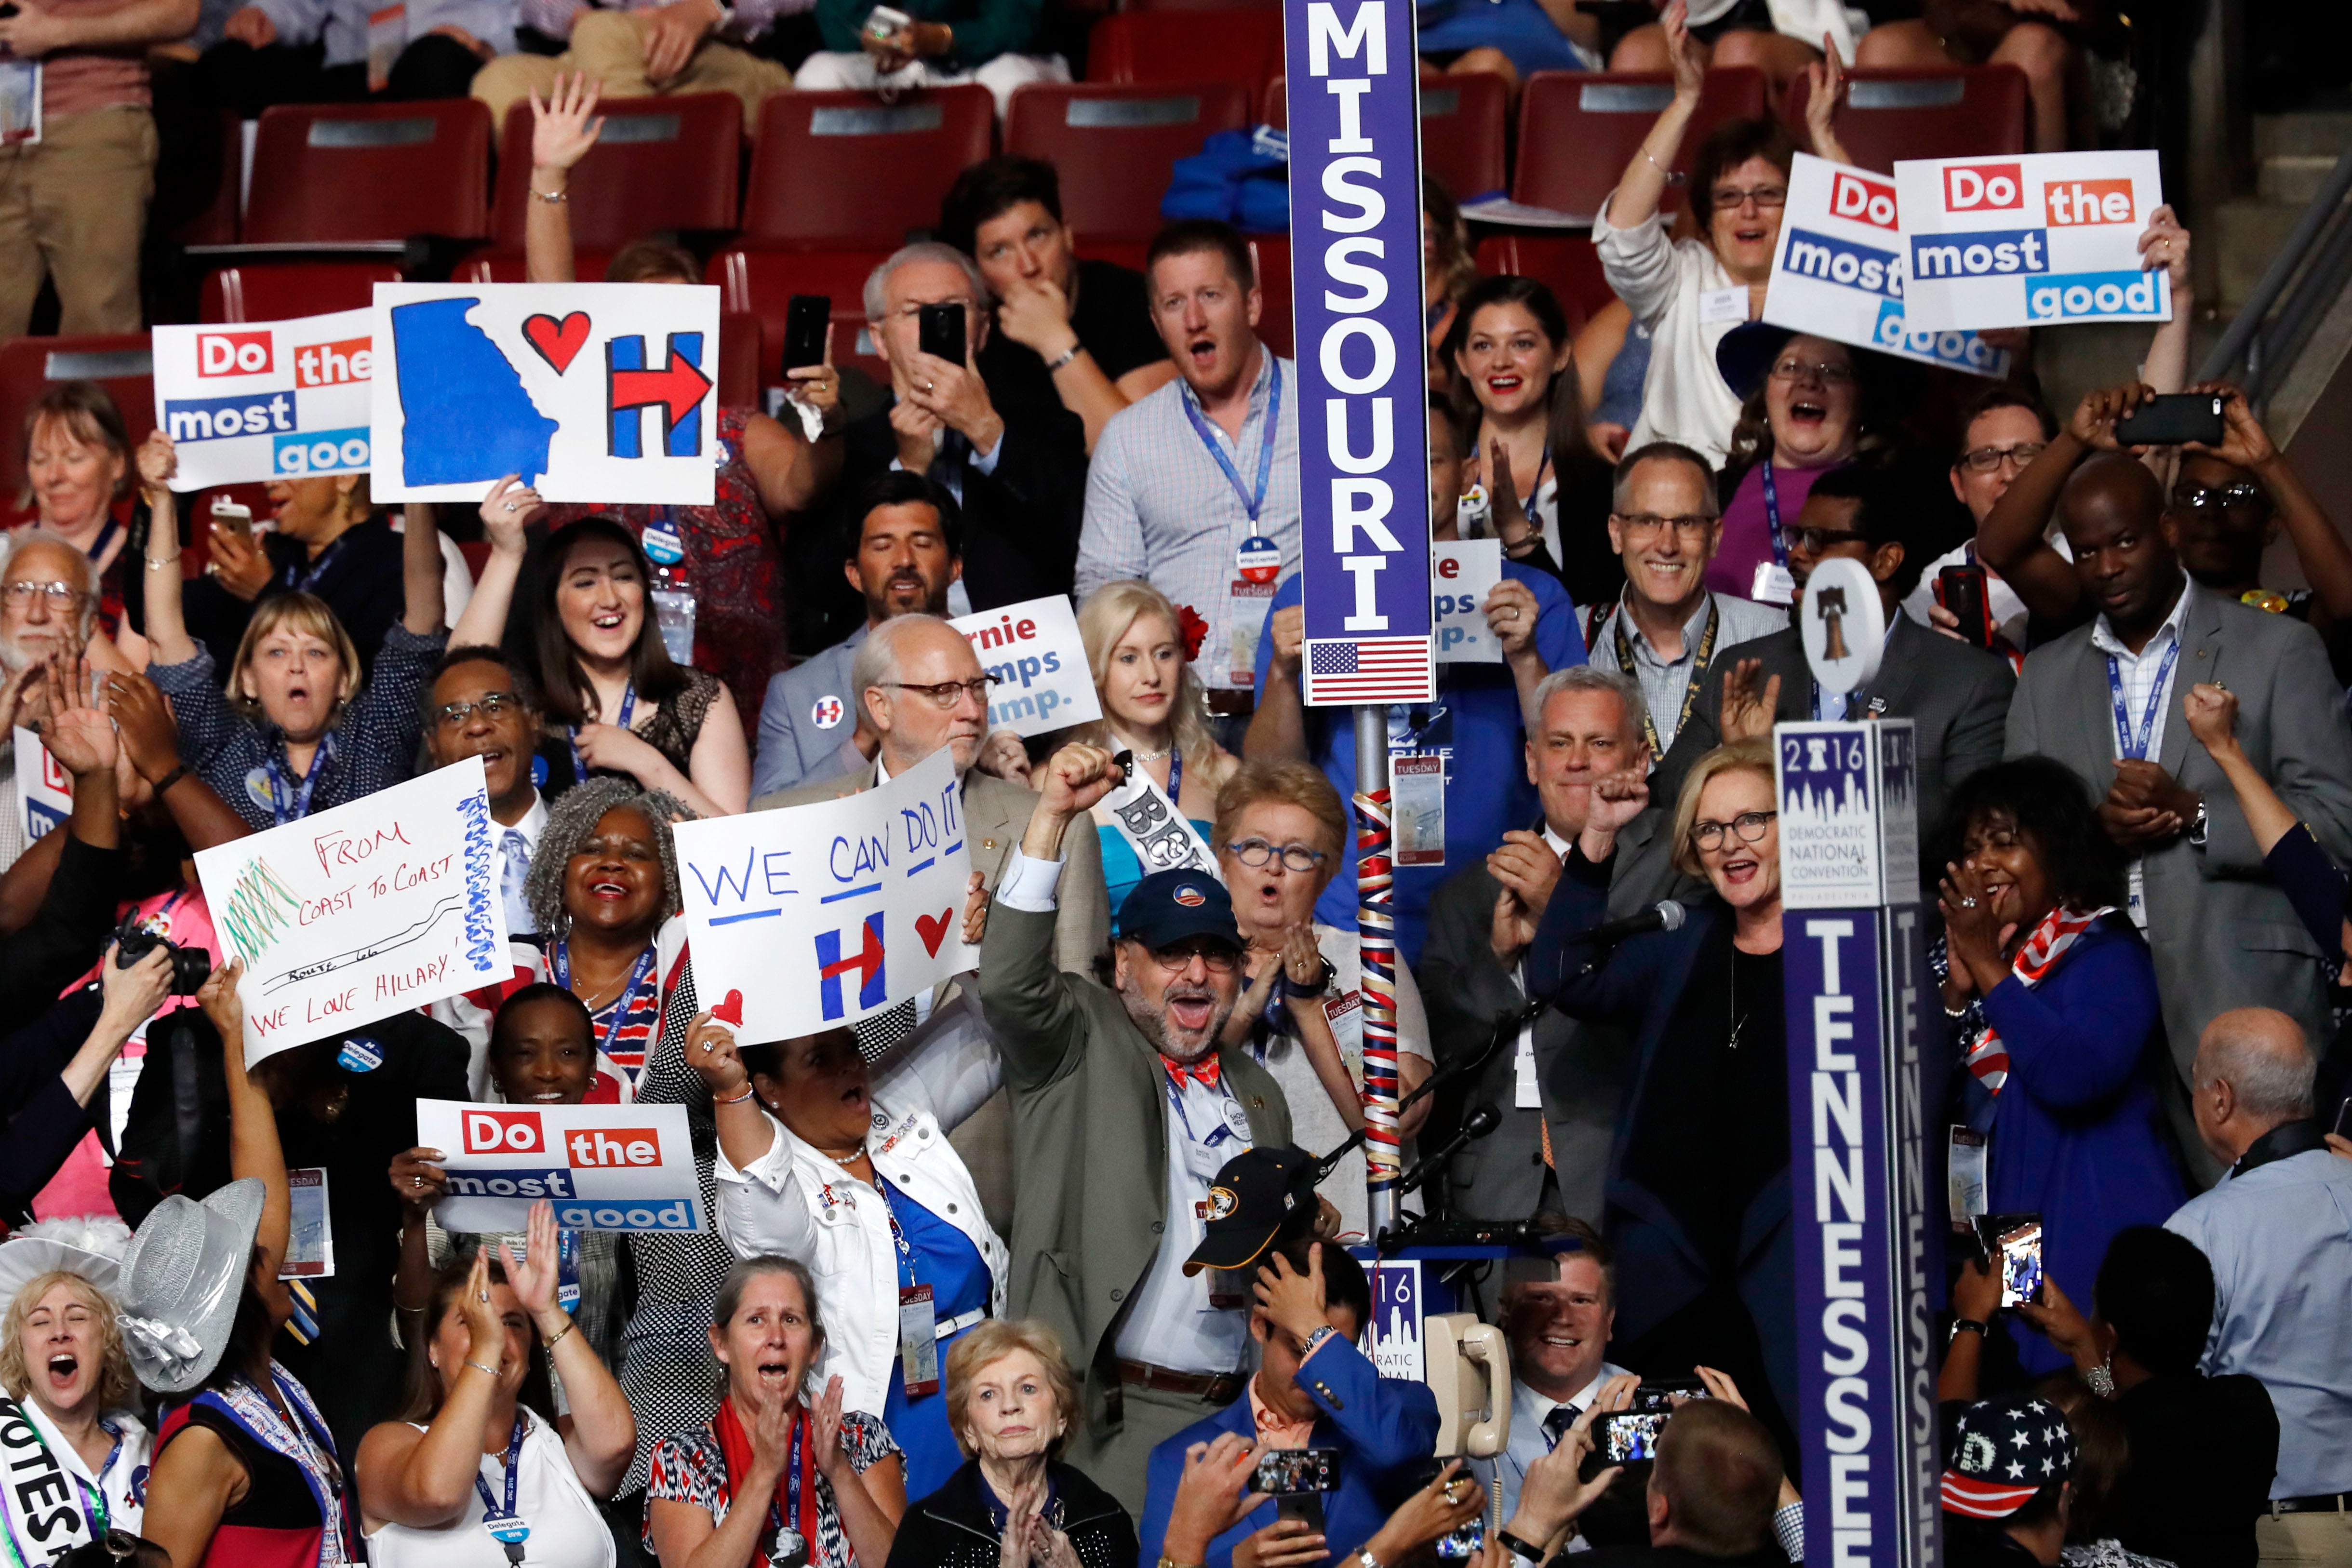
[981,740,1291,1511]
[1659,459,2014,893]
[761,612,1109,1039]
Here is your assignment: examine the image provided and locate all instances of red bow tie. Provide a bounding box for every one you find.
[1163,1054,1222,1091]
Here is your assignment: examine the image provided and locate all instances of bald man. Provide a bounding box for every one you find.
[2166,1008,2352,1548]
[2006,456,2352,1185]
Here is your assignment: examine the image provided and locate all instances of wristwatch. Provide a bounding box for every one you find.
[1353,1551,1386,1568]
[1302,1324,1337,1358]
[1948,1317,1989,1347]
[1283,956,1337,1000]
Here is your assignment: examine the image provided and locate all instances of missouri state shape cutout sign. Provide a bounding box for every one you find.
[369,281,721,505]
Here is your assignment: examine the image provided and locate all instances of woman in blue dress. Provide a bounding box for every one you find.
[684,890,1006,1500]
[1070,580,1239,924]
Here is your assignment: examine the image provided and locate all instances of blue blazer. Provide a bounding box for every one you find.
[1136,1335,1440,1568]
[1524,843,1799,1421]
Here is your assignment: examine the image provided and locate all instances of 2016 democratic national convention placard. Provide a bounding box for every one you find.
[1894,150,2169,332]
[416,1099,706,1235]
[368,281,721,505]
[671,747,979,1044]
[191,757,511,1063]
[151,309,376,491]
[1763,152,2010,380]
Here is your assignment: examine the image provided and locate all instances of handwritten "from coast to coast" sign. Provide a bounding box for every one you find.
[193,758,511,1063]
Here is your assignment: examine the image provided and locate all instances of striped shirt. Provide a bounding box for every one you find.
[1078,350,1301,691]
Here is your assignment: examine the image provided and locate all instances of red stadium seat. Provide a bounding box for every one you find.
[1085,10,1282,89]
[200,262,405,323]
[452,249,621,283]
[0,335,154,503]
[489,92,740,252]
[242,99,492,243]
[1006,81,1252,242]
[1259,73,1508,203]
[1513,67,1768,220]
[742,86,994,247]
[1781,65,2027,174]
[1472,234,1602,332]
[1126,0,1278,13]
[713,247,894,389]
[719,311,763,408]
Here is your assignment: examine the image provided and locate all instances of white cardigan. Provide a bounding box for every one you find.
[712,988,1010,1415]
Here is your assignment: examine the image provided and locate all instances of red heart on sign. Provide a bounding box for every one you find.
[915,910,954,957]
[712,989,744,1026]
[521,312,591,375]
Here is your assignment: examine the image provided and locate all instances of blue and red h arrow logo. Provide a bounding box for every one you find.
[815,913,887,1020]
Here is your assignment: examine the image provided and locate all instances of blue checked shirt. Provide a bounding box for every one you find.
[1078,351,1301,690]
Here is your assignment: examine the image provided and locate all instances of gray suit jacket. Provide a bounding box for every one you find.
[2006,587,2352,1163]
[1662,610,2016,854]
[979,903,1291,1432]
[750,628,868,801]
[1415,807,1684,1227]
[753,760,1110,977]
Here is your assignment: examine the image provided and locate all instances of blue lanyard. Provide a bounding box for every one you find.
[553,940,656,1063]
[556,1226,581,1312]
[280,535,348,595]
[567,683,636,779]
[1523,444,1551,528]
[2106,639,2182,761]
[1759,463,1791,568]
[767,1415,806,1551]
[873,1175,919,1290]
[1179,360,1282,524]
[1165,748,1182,811]
[1810,622,1901,721]
[472,1415,529,1552]
[266,733,335,826]
[85,518,120,571]
[1161,1069,1236,1149]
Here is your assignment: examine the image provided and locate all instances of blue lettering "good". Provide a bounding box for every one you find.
[2024,270,2165,321]
[274,427,371,474]
[1908,228,2048,280]
[1778,228,1903,298]
[1871,301,2011,376]
[163,392,294,442]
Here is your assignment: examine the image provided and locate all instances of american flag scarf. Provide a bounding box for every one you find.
[1961,904,2117,1094]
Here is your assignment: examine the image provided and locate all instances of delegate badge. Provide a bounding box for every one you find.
[337,1036,385,1073]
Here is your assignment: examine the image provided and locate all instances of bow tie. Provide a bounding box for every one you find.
[1163,1054,1222,1091]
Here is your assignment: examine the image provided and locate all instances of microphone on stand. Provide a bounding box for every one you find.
[1559,898,1686,951]
[1398,1104,1501,1194]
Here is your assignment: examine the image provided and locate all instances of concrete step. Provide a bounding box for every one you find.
[2256,112,2352,161]
[2260,154,2340,204]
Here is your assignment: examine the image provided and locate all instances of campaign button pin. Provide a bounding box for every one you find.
[1237,536,1282,585]
[338,1036,385,1073]
[1174,884,1207,908]
[812,695,845,729]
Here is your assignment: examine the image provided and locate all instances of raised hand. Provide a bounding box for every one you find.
[1663,0,1704,97]
[2139,204,2191,291]
[459,1247,507,1370]
[1038,742,1124,818]
[811,1374,853,1479]
[2069,382,2156,454]
[685,1009,749,1096]
[2181,681,2239,755]
[529,71,604,174]
[388,1146,449,1215]
[498,1200,563,1321]
[478,475,542,553]
[1801,31,1851,161]
[134,430,177,496]
[197,957,246,1052]
[97,942,174,1037]
[2182,382,2276,471]
[1718,657,1782,744]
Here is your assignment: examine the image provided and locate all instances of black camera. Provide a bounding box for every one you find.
[114,911,212,996]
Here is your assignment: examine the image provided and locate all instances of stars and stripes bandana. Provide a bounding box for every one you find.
[1958,904,2117,1095]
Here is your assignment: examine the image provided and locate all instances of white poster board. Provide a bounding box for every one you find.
[950,595,1102,738]
[1762,153,2010,379]
[673,746,977,1044]
[151,309,376,490]
[13,727,69,843]
[369,281,721,505]
[416,1099,706,1234]
[1894,150,2170,331]
[1432,540,1504,665]
[192,758,512,1062]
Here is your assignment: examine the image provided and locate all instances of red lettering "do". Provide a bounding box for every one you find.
[1945,163,2022,212]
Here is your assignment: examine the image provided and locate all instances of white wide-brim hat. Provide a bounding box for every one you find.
[116,1179,267,1395]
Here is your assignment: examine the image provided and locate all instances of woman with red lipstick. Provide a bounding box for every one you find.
[1443,275,1619,613]
[1070,580,1239,919]
[1524,736,1802,1452]
[1935,757,2185,1382]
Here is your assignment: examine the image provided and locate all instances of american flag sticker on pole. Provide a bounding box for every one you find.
[1302,636,1435,704]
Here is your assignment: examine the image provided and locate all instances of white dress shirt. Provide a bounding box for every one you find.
[1474,1363,1633,1532]
[2089,576,2195,929]
[494,790,548,937]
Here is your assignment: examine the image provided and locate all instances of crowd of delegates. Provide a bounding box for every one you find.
[1,29,2351,1565]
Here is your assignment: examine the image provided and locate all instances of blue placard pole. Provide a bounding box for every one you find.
[1775,720,1941,1568]
[1283,0,1433,1231]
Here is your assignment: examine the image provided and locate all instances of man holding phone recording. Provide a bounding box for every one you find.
[1138,1234,1439,1568]
[1469,1220,1634,1526]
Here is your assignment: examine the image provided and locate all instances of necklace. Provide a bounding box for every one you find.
[1112,730,1172,761]
[824,1144,869,1170]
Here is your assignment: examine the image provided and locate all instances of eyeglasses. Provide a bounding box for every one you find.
[1958,442,2047,474]
[1711,185,1788,212]
[1691,810,1777,851]
[434,691,525,729]
[1790,525,1869,553]
[886,676,998,710]
[1614,512,1716,540]
[1225,837,1329,872]
[1148,940,1241,974]
[2174,482,2266,513]
[1768,357,1855,387]
[2,579,82,609]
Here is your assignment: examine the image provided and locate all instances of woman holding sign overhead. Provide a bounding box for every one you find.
[356,1204,635,1568]
[136,430,451,831]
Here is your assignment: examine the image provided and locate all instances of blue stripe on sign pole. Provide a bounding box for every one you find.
[1284,0,1434,707]
[1776,721,1941,1568]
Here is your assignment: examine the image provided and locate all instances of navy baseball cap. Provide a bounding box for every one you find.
[1117,869,1244,953]
[1186,1144,1319,1275]
[1715,320,1799,402]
